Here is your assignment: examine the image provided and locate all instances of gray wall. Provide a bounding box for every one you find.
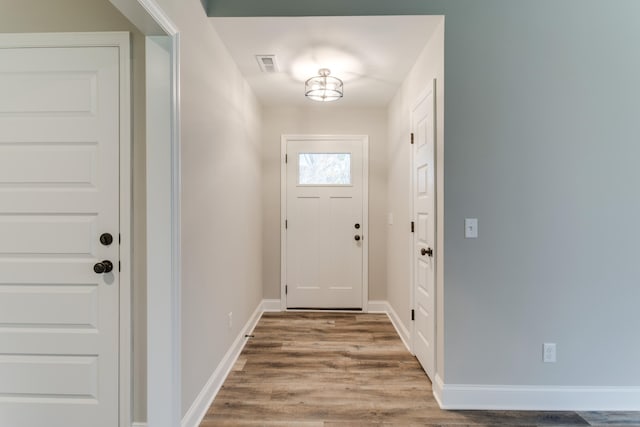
[261,107,388,302]
[0,0,148,420]
[207,0,640,386]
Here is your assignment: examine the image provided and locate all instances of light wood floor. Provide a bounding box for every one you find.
[202,312,640,426]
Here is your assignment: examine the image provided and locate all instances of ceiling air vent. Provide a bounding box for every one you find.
[255,55,279,73]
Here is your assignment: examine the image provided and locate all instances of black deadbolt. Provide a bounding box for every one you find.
[100,233,114,246]
[354,223,360,229]
[93,260,114,274]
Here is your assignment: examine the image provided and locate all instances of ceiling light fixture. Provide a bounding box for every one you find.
[305,68,343,102]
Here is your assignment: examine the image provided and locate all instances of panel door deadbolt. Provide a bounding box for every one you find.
[100,233,113,246]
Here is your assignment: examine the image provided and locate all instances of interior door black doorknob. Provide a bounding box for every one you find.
[354,235,361,241]
[93,260,114,274]
[420,247,433,257]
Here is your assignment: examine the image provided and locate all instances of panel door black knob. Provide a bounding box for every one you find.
[100,233,114,246]
[421,247,433,257]
[94,260,114,274]
[354,223,360,229]
[354,235,361,241]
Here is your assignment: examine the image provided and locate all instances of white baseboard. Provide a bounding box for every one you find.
[366,300,388,313]
[432,373,446,408]
[262,298,281,312]
[384,301,412,353]
[367,300,412,353]
[434,374,640,411]
[181,300,266,427]
[132,423,147,427]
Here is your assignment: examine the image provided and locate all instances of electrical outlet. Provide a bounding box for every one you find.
[227,312,233,329]
[543,343,556,363]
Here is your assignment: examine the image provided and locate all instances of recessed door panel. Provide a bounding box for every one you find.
[417,165,427,195]
[417,213,429,246]
[0,285,98,328]
[0,71,96,115]
[0,144,97,188]
[0,215,97,256]
[0,355,98,399]
[289,197,321,291]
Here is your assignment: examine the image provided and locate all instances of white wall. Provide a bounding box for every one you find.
[387,18,445,377]
[262,106,388,302]
[151,0,264,416]
[0,0,148,421]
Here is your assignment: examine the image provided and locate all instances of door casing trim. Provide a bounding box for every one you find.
[280,134,370,312]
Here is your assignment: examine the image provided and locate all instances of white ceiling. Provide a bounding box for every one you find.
[210,16,442,107]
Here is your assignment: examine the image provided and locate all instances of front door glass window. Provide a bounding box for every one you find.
[298,153,351,185]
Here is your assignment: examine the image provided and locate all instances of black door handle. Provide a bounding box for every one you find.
[354,235,361,241]
[94,260,114,274]
[420,247,433,257]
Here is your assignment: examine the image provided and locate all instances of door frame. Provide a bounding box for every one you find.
[409,80,437,369]
[0,32,132,426]
[145,32,182,427]
[280,134,369,311]
[107,0,182,425]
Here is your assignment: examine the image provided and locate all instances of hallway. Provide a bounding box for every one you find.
[201,313,638,426]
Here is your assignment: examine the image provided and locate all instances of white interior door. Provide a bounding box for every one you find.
[412,81,436,380]
[0,40,121,427]
[284,136,368,309]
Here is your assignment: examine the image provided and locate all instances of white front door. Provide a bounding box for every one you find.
[412,81,437,379]
[0,38,122,427]
[284,135,368,309]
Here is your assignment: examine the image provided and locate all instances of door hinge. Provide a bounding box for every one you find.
[285,285,288,295]
[118,261,121,272]
[411,221,415,233]
[411,309,415,321]
[285,219,288,229]
[285,154,288,163]
[119,233,121,244]
[410,133,414,145]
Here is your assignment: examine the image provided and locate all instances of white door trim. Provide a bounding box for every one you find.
[145,35,182,427]
[108,0,182,425]
[0,31,132,426]
[280,134,369,312]
[409,80,438,369]
[139,7,182,427]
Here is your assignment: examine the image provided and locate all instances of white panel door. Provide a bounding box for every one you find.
[412,81,436,380]
[0,44,120,427]
[285,137,366,309]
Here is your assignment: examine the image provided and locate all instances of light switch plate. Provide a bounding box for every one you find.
[465,218,478,238]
